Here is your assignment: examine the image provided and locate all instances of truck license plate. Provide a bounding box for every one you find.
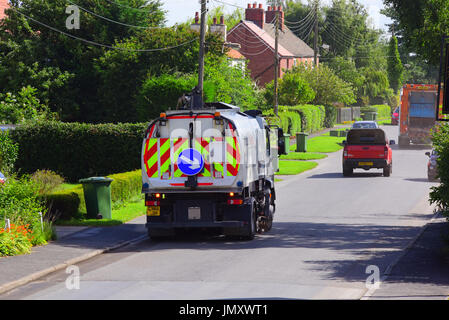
[188,207,201,220]
[359,162,373,166]
[147,206,160,216]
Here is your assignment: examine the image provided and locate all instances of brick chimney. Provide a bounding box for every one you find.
[265,5,284,31]
[245,3,265,29]
[0,0,9,20]
[210,16,227,42]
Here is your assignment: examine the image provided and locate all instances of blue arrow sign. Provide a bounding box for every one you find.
[177,148,204,176]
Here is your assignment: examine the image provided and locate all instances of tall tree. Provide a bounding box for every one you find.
[382,0,448,65]
[0,0,165,122]
[387,35,403,93]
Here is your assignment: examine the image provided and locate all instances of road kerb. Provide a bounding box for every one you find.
[0,234,148,296]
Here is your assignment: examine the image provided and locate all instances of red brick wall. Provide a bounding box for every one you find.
[0,0,9,20]
[228,24,295,87]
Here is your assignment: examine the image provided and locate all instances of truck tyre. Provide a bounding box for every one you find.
[242,198,256,240]
[343,166,353,177]
[383,164,391,177]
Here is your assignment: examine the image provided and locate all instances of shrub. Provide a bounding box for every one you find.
[370,105,391,119]
[278,107,302,135]
[0,131,18,175]
[10,121,148,182]
[31,170,65,195]
[288,105,326,133]
[0,176,44,227]
[430,124,449,216]
[324,105,337,128]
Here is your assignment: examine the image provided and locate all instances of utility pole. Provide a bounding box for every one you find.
[313,0,319,66]
[274,4,280,116]
[197,0,207,108]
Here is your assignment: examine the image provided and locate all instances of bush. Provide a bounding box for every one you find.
[10,121,148,182]
[288,105,326,133]
[278,107,302,135]
[324,105,337,128]
[430,124,449,216]
[370,105,391,119]
[31,170,64,195]
[0,131,18,175]
[0,176,44,227]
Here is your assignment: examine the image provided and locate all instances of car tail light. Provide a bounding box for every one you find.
[145,201,160,206]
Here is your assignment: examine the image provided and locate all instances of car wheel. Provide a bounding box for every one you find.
[343,166,353,177]
[383,165,391,177]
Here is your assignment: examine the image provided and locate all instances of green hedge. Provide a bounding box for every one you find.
[278,107,302,135]
[45,170,142,220]
[10,121,148,182]
[287,104,326,133]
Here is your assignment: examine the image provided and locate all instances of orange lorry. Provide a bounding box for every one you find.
[398,84,442,146]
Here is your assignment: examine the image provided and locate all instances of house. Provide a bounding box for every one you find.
[0,0,8,20]
[227,3,316,87]
[191,14,247,72]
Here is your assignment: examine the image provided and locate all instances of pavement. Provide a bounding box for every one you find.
[0,215,148,296]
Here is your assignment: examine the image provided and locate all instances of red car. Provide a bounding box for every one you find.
[342,128,395,177]
[391,107,399,125]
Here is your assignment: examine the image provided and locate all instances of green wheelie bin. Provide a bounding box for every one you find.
[79,177,114,219]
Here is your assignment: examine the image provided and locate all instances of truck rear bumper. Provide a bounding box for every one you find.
[344,158,388,169]
[146,221,245,229]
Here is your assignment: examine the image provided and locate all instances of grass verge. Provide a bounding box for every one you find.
[282,148,328,160]
[276,160,318,175]
[306,135,346,153]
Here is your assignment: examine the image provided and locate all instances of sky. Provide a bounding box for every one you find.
[161,0,392,32]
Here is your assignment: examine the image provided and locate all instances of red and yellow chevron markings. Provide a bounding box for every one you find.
[195,138,211,177]
[226,135,240,177]
[173,138,189,178]
[144,137,159,178]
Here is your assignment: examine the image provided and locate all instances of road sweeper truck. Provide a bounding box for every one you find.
[141,100,286,240]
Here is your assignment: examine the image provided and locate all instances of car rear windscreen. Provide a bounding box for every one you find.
[347,129,386,145]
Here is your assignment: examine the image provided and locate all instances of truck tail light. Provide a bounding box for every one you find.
[343,148,348,158]
[227,199,243,205]
[146,201,160,206]
[384,146,389,158]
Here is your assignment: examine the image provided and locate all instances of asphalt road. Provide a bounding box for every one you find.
[4,125,439,300]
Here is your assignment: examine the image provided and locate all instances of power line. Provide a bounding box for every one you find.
[283,2,317,26]
[103,0,162,13]
[11,7,198,52]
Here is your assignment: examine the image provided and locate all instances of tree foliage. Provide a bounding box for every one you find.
[387,36,404,93]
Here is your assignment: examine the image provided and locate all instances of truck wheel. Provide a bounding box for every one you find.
[242,198,256,240]
[383,165,391,177]
[343,166,353,177]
